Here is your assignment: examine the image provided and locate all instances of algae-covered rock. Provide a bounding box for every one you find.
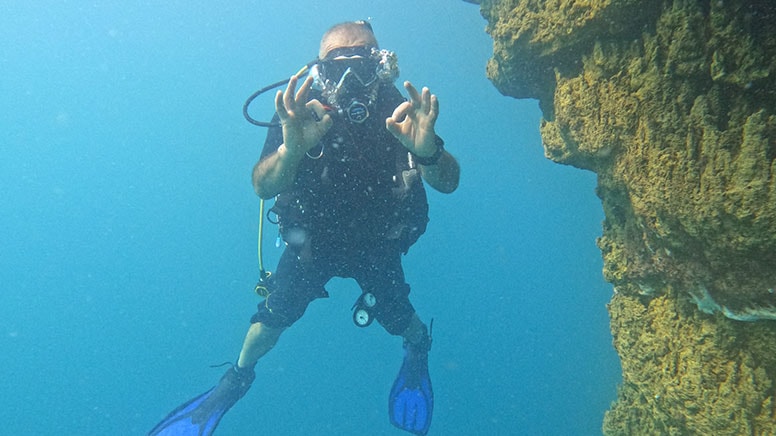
[605,289,776,435]
[478,0,776,433]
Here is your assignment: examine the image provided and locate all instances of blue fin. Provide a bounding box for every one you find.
[148,387,222,436]
[149,366,255,436]
[389,343,433,435]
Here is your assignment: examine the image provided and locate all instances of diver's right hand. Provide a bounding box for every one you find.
[275,75,333,158]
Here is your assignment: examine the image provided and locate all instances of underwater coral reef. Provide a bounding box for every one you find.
[478,0,776,433]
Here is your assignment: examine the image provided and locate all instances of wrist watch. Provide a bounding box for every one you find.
[412,137,445,166]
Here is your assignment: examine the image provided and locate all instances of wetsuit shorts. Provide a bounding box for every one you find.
[250,240,416,336]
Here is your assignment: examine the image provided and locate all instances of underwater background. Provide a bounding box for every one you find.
[1,1,621,434]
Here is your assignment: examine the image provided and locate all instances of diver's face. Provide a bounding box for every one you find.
[319,31,377,60]
[317,29,380,123]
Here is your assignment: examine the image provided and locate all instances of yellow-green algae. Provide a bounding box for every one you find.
[479,0,776,433]
[607,289,776,435]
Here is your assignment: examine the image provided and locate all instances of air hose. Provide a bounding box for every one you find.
[242,61,317,127]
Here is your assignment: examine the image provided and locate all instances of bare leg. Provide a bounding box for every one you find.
[148,324,278,434]
[237,322,284,369]
[401,313,429,347]
[390,313,434,434]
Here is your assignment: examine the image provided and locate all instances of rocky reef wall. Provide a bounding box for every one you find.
[478,0,776,434]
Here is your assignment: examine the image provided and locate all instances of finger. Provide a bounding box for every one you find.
[318,112,334,132]
[429,94,439,121]
[306,99,334,133]
[404,81,421,106]
[386,117,399,137]
[283,75,298,112]
[420,87,431,113]
[391,101,411,122]
[306,99,327,121]
[296,76,313,104]
[275,89,289,119]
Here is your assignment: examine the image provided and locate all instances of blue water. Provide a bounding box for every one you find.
[1,1,620,435]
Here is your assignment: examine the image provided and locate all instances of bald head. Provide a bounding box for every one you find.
[319,21,379,60]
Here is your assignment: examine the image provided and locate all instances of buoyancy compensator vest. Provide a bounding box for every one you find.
[262,84,430,255]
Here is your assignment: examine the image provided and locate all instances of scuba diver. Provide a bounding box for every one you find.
[148,20,459,436]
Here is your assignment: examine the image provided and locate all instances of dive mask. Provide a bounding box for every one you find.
[311,46,399,123]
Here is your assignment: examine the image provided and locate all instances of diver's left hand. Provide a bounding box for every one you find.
[386,81,439,157]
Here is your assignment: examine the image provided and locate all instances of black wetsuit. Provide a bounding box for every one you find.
[251,84,431,335]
